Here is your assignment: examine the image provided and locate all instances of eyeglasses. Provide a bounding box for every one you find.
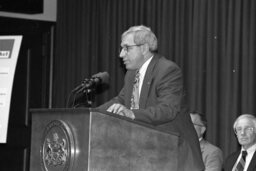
[193,123,205,127]
[120,44,144,53]
[235,127,254,135]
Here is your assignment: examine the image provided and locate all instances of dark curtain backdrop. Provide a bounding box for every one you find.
[54,0,256,158]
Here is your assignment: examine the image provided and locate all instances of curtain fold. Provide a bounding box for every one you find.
[54,0,256,158]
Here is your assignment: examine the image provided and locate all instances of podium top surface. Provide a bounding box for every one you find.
[30,107,180,137]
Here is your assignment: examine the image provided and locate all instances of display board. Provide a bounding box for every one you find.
[0,36,22,143]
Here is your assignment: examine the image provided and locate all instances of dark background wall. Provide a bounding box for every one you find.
[53,0,256,160]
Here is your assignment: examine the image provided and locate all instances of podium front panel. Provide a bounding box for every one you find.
[30,109,179,171]
[88,112,178,171]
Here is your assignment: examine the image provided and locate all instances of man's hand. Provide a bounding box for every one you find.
[107,103,135,119]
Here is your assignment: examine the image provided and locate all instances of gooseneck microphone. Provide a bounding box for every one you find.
[67,71,109,108]
[72,71,109,94]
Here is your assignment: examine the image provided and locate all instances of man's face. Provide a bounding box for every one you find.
[119,33,145,70]
[235,118,256,149]
[190,114,206,139]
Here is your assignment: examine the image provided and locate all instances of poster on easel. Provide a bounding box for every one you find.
[0,36,22,143]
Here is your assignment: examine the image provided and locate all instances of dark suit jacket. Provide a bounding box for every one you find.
[223,150,256,171]
[200,139,223,171]
[98,54,204,171]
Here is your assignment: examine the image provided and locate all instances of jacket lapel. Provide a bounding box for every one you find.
[227,151,240,171]
[139,55,159,108]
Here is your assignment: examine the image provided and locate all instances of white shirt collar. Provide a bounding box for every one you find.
[138,56,153,96]
[241,143,256,153]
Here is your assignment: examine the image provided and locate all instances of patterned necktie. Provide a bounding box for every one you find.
[235,151,247,171]
[130,70,140,109]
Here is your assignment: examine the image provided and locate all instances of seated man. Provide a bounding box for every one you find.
[190,112,223,171]
[97,25,204,171]
[223,114,256,171]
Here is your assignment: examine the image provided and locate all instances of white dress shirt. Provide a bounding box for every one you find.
[138,56,153,97]
[232,144,256,171]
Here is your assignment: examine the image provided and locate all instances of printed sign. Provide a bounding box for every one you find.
[0,36,22,143]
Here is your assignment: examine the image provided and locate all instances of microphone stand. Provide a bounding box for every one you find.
[68,79,96,108]
[80,86,94,108]
[68,72,109,108]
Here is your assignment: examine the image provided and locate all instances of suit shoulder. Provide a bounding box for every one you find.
[201,141,223,160]
[225,150,240,160]
[152,55,181,76]
[157,55,180,68]
[204,141,222,153]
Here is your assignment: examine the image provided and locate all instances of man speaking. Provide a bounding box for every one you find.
[97,25,204,171]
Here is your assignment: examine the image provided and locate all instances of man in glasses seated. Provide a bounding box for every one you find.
[223,114,256,171]
[190,112,223,171]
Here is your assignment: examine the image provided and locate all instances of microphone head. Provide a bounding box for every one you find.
[92,71,109,84]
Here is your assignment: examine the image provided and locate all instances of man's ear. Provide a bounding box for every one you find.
[142,44,149,55]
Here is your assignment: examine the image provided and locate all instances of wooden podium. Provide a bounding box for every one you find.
[30,108,179,171]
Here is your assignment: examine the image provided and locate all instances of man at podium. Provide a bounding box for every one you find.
[97,25,204,171]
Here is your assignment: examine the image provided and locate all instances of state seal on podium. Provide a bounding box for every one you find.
[40,120,75,171]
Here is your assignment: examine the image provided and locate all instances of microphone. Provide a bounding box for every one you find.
[72,72,109,94]
[90,71,109,87]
